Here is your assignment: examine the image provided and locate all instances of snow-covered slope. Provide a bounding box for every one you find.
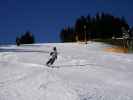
[0,42,133,100]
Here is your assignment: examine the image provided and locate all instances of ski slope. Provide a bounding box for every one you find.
[0,42,133,100]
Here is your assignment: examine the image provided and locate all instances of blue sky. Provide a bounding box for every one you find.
[0,0,133,43]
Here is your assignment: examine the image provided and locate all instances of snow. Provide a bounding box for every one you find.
[0,42,133,100]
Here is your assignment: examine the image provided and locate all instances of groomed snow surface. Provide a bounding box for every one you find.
[0,42,133,100]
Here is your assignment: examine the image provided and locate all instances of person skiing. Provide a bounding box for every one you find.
[46,47,58,67]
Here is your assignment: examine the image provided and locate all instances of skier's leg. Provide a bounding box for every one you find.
[50,58,56,65]
[46,59,52,66]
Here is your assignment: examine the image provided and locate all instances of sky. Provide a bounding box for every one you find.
[0,0,133,43]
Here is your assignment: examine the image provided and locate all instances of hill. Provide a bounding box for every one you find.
[0,42,133,100]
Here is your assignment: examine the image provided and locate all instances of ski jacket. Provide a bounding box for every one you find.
[49,50,57,60]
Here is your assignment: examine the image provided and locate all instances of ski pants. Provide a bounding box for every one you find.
[46,58,56,65]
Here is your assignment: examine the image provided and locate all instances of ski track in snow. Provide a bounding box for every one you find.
[0,42,133,100]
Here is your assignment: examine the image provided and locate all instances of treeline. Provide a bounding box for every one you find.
[16,31,35,46]
[60,12,130,42]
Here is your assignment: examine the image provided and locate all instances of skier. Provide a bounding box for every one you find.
[46,47,58,67]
